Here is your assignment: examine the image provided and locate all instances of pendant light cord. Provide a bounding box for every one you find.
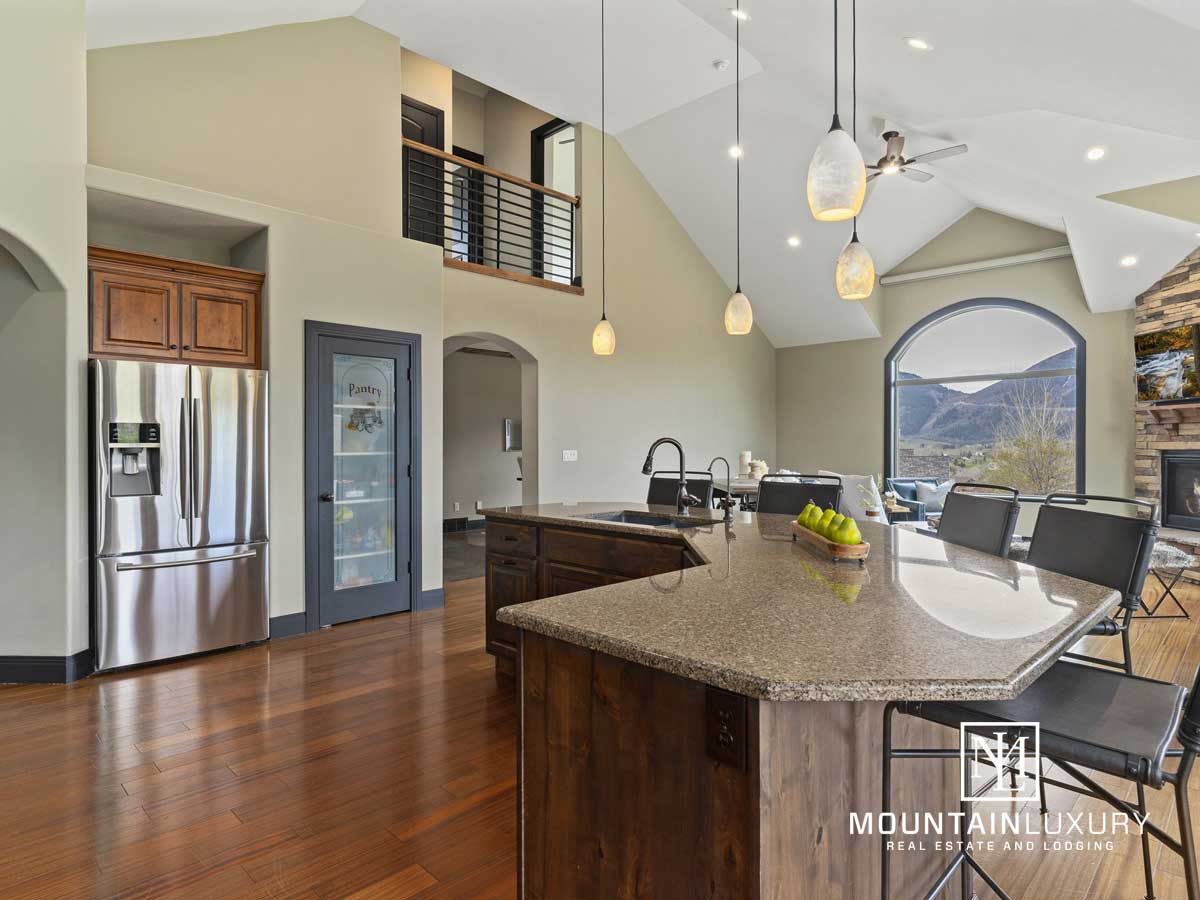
[735,2,741,291]
[600,0,607,320]
[833,0,839,117]
[851,0,857,237]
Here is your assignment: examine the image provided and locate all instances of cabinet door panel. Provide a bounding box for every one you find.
[486,553,537,656]
[181,282,259,368]
[91,270,178,359]
[542,561,619,598]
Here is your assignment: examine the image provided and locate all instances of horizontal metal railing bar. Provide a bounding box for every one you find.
[403,138,580,206]
[406,161,576,221]
[406,187,575,233]
[406,156,575,214]
[412,185,576,230]
[405,204,573,256]
[406,222,575,270]
[407,202,577,253]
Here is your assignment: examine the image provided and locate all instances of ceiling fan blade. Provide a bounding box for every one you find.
[900,167,934,183]
[907,144,968,165]
[867,172,881,182]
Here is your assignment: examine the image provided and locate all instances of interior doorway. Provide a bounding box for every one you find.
[442,333,537,582]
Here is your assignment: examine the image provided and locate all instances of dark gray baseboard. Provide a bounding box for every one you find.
[418,588,445,611]
[269,612,308,640]
[0,649,94,685]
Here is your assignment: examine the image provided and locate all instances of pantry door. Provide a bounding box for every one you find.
[307,324,417,628]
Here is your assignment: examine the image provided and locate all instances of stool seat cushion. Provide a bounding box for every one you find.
[902,661,1186,787]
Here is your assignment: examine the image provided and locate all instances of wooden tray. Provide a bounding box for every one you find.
[791,520,870,563]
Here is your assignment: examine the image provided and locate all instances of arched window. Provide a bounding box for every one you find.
[884,299,1085,494]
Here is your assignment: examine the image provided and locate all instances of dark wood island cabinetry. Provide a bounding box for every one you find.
[483,510,702,675]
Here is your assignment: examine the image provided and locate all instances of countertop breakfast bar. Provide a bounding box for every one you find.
[487,504,1121,899]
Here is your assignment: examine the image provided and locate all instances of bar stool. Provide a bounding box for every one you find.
[755,473,842,516]
[882,663,1200,900]
[933,483,1020,558]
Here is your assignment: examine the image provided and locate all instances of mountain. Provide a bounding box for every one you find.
[898,349,1076,446]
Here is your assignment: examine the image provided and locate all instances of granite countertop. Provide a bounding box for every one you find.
[489,503,1121,703]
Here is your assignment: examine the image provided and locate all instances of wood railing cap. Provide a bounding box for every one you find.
[403,138,580,207]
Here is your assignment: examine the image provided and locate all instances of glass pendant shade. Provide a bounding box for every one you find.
[724,290,753,335]
[807,117,867,222]
[592,315,616,355]
[836,233,875,300]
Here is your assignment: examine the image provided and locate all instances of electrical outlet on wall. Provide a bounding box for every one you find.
[562,449,579,462]
[453,501,461,512]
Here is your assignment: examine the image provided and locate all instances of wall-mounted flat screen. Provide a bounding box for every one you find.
[1136,324,1200,403]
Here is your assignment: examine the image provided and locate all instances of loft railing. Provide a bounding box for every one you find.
[402,138,580,291]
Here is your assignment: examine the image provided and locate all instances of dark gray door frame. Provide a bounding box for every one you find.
[304,320,422,632]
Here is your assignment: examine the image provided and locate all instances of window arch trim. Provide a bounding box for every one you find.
[882,297,1086,492]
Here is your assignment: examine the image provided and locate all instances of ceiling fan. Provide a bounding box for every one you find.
[867,130,967,183]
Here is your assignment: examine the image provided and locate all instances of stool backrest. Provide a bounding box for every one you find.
[646,471,715,508]
[937,483,1020,558]
[756,474,842,516]
[1026,494,1159,611]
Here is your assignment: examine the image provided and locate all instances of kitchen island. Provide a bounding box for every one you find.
[489,504,1121,899]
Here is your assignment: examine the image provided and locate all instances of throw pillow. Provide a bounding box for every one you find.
[915,480,954,513]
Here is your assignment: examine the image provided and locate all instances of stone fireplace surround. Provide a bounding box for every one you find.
[1134,247,1200,579]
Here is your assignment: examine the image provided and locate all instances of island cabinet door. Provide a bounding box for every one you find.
[486,552,537,655]
[541,560,620,598]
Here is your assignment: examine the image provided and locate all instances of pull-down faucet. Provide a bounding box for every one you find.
[707,456,737,524]
[641,437,701,515]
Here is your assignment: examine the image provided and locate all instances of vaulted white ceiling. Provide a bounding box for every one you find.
[86,0,1200,348]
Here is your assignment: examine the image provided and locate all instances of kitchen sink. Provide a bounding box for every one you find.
[578,511,700,528]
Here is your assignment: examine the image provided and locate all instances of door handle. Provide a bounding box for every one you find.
[320,492,335,502]
[117,550,257,572]
[192,398,201,520]
[179,397,190,519]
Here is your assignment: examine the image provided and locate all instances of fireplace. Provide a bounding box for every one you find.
[1162,451,1200,530]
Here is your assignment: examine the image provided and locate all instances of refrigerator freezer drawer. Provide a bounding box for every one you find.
[95,542,269,671]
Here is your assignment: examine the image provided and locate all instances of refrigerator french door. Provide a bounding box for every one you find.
[91,359,269,671]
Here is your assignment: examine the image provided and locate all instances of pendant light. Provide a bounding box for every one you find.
[591,0,616,355]
[724,1,753,335]
[835,0,875,299]
[806,0,866,222]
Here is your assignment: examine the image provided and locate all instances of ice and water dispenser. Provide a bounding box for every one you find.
[107,422,161,497]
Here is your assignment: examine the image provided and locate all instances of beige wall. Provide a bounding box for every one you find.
[452,90,485,155]
[443,351,523,519]
[776,210,1135,507]
[88,18,406,236]
[483,90,554,181]
[87,166,446,611]
[0,0,88,657]
[444,126,777,504]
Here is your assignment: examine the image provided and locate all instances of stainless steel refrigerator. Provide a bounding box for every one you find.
[91,359,269,671]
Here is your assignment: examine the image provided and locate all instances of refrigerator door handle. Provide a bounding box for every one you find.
[116,550,258,572]
[192,397,201,522]
[179,397,190,520]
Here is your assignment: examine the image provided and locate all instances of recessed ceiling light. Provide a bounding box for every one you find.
[728,144,743,159]
[730,8,750,21]
[1085,145,1107,161]
[787,235,802,248]
[905,37,933,51]
[1120,255,1139,268]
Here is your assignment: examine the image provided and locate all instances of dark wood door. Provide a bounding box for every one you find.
[486,553,537,655]
[90,269,179,359]
[541,560,617,598]
[180,282,259,368]
[402,96,446,249]
[315,335,413,627]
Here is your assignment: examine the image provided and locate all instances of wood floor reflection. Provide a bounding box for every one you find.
[1,577,1198,898]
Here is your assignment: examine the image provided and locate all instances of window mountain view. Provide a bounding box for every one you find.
[896,348,1077,494]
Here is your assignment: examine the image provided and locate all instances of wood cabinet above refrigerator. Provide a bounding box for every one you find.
[89,246,263,369]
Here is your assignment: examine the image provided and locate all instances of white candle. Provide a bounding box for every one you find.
[739,450,752,477]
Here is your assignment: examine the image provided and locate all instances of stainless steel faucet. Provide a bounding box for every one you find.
[641,437,701,514]
[707,456,737,524]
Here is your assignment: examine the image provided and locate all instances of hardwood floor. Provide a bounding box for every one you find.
[1,577,1199,898]
[0,579,515,900]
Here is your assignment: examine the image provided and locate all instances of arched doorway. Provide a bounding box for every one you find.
[442,332,537,583]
